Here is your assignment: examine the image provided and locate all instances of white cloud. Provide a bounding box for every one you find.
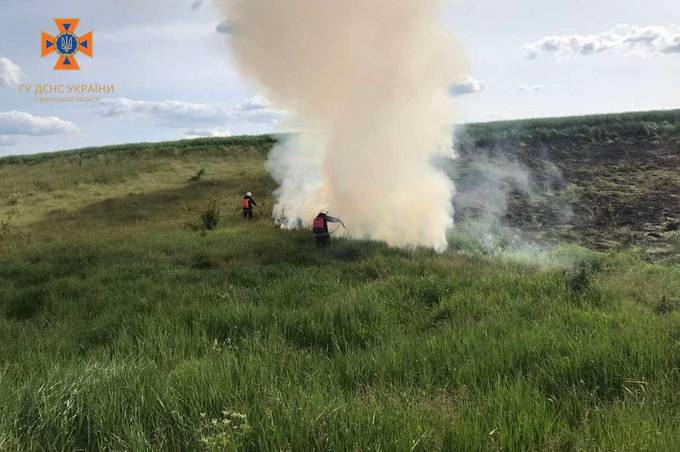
[0,111,78,136]
[184,127,232,138]
[665,38,680,53]
[231,95,283,124]
[517,84,543,92]
[525,24,680,59]
[0,57,22,88]
[449,75,485,96]
[100,98,229,123]
[216,19,234,34]
[99,96,285,127]
[236,95,271,111]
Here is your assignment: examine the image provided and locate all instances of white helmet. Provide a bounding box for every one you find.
[246,192,253,197]
[320,210,329,215]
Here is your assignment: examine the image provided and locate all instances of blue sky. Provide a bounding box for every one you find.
[0,0,678,156]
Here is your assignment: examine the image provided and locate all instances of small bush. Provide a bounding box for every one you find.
[565,262,605,307]
[189,169,206,182]
[201,200,220,232]
[0,216,11,241]
[567,268,590,295]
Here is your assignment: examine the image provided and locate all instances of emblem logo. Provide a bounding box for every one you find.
[41,19,93,70]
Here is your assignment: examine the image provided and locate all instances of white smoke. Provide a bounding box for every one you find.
[218,0,466,251]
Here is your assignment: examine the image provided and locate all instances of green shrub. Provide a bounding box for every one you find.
[0,216,11,242]
[200,200,220,232]
[189,169,206,183]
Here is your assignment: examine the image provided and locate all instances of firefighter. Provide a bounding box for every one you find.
[312,210,345,249]
[240,192,258,220]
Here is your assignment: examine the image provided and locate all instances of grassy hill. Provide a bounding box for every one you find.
[1,114,680,451]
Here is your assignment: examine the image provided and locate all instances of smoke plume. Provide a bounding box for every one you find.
[218,0,466,251]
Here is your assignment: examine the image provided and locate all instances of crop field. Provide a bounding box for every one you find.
[1,112,680,451]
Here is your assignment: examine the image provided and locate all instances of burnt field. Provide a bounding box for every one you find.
[454,109,680,262]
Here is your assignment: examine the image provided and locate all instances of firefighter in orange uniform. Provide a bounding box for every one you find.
[312,210,345,248]
[241,192,258,220]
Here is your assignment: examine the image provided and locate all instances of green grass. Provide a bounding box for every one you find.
[1,135,680,450]
[458,108,680,147]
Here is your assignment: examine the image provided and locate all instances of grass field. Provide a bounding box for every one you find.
[1,118,680,451]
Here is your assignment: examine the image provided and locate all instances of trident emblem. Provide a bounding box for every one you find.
[41,19,93,71]
[59,35,74,53]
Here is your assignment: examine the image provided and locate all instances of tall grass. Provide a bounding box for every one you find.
[1,131,680,450]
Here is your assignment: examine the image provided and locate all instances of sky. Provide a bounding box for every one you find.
[0,0,678,156]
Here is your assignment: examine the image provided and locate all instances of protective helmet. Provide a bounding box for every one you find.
[320,210,329,215]
[246,192,253,197]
